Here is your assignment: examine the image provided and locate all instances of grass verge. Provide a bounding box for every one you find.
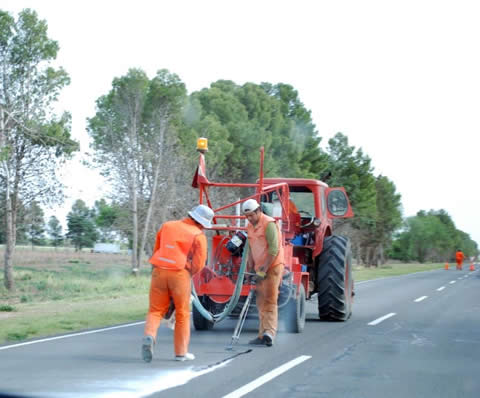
[0,248,150,345]
[353,262,443,281]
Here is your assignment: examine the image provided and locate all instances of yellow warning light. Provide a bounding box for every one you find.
[197,137,208,152]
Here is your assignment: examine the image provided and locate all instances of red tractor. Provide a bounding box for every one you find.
[191,138,354,334]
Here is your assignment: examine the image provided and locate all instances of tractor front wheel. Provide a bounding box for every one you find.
[316,235,353,321]
[282,283,306,333]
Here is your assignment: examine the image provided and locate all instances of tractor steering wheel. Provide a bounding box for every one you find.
[299,210,314,228]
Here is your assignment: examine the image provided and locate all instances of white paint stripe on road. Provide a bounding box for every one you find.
[414,296,428,302]
[368,313,396,326]
[437,286,446,291]
[449,281,456,284]
[222,355,311,398]
[0,321,145,351]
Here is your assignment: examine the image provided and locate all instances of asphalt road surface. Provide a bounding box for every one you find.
[1,266,479,398]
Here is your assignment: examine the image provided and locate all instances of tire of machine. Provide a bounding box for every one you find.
[316,235,353,321]
[281,283,306,333]
[192,296,214,330]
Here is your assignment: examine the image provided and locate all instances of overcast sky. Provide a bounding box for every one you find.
[3,0,480,246]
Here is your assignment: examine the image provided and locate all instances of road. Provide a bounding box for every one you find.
[1,266,479,398]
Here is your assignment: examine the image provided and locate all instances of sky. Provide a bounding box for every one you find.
[3,0,480,246]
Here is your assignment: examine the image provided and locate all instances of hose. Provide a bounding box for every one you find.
[191,240,250,323]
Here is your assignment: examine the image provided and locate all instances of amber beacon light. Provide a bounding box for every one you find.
[197,137,208,153]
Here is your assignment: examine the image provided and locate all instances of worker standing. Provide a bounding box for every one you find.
[242,199,285,347]
[455,249,465,270]
[142,204,214,362]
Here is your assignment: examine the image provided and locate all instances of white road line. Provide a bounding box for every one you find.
[449,281,456,284]
[414,296,428,302]
[437,286,446,291]
[222,355,311,398]
[0,321,145,351]
[368,313,396,326]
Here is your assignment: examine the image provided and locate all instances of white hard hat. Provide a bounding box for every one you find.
[242,199,260,214]
[188,204,214,228]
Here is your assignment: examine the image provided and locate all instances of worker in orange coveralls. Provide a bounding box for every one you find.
[455,249,465,270]
[142,204,214,363]
[242,199,285,347]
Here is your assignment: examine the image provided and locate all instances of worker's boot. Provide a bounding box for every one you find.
[248,336,266,345]
[263,333,273,347]
[175,352,195,361]
[142,335,155,363]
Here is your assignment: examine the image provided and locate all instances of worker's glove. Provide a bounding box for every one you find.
[255,270,267,281]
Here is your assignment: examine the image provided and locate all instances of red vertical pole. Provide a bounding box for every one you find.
[257,147,264,200]
[198,153,205,204]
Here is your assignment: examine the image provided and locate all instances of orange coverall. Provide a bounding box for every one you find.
[144,218,207,356]
[247,213,285,340]
[455,251,465,269]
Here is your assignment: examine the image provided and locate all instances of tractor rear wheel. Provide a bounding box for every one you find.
[193,296,214,330]
[281,283,306,333]
[316,235,353,321]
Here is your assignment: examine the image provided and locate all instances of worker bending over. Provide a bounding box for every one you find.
[242,199,285,347]
[142,204,214,362]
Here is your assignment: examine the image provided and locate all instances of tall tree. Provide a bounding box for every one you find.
[0,9,78,290]
[88,68,188,272]
[188,81,327,184]
[324,132,377,263]
[66,200,97,251]
[47,215,63,249]
[24,201,45,247]
[363,175,403,265]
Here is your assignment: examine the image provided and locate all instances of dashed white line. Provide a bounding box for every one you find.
[368,313,396,326]
[414,296,428,302]
[222,355,312,398]
[449,281,456,284]
[437,286,445,291]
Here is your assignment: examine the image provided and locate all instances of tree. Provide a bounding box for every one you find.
[47,215,63,249]
[323,133,377,264]
[364,176,403,265]
[93,198,127,242]
[66,200,97,251]
[189,81,327,183]
[88,69,188,272]
[390,209,478,263]
[24,201,45,247]
[0,9,78,290]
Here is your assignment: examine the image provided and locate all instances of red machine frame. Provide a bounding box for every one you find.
[192,146,309,304]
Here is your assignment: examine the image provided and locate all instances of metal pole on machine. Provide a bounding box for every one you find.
[257,146,264,200]
[226,285,255,351]
[226,147,266,350]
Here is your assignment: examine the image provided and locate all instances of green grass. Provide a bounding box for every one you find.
[0,247,151,344]
[0,246,445,345]
[353,262,443,281]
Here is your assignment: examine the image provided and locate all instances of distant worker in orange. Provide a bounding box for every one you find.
[242,199,285,347]
[455,249,465,270]
[142,204,214,362]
